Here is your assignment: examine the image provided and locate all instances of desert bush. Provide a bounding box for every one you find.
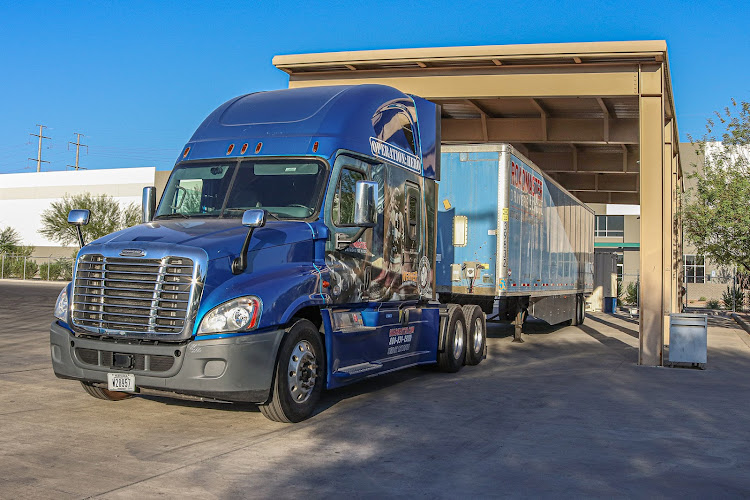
[3,255,39,279]
[624,280,639,305]
[722,286,745,311]
[39,261,64,281]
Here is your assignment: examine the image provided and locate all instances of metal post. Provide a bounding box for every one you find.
[23,256,27,280]
[1,254,4,279]
[47,257,50,281]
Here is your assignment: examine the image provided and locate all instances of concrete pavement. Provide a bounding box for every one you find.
[2,280,750,498]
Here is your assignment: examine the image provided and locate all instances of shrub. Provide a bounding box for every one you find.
[39,261,64,281]
[624,280,639,305]
[699,296,707,302]
[722,286,745,311]
[3,255,39,279]
[58,258,74,281]
[707,299,720,309]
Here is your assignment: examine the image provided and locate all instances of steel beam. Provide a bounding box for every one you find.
[441,117,638,144]
[287,65,641,98]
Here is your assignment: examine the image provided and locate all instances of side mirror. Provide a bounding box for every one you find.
[232,209,267,274]
[67,209,90,248]
[353,181,378,228]
[67,209,90,226]
[242,209,267,228]
[142,186,156,223]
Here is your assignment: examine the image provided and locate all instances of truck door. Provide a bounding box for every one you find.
[326,157,371,304]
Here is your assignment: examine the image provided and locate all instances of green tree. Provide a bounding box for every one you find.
[123,202,141,228]
[39,193,140,245]
[0,226,22,254]
[682,100,750,271]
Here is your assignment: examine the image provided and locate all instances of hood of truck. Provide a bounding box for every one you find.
[84,219,317,261]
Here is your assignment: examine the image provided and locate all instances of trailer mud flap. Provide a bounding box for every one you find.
[437,307,449,352]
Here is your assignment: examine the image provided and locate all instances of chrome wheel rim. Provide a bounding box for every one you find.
[287,340,317,403]
[453,321,465,360]
[473,317,484,354]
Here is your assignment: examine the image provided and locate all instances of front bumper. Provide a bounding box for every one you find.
[50,321,284,403]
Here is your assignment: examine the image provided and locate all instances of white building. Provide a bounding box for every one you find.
[0,167,156,257]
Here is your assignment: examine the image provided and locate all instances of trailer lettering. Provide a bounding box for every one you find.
[510,161,543,200]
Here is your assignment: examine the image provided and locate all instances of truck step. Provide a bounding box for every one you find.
[333,361,383,377]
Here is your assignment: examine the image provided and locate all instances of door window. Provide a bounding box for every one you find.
[333,167,366,226]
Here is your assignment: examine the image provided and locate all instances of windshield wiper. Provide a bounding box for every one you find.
[154,213,189,219]
[223,208,281,221]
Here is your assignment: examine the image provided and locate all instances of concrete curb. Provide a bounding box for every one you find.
[731,313,750,335]
[0,278,67,285]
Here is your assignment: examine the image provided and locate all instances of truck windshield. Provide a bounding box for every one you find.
[155,159,327,220]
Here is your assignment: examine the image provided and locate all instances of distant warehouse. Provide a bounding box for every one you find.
[0,167,156,257]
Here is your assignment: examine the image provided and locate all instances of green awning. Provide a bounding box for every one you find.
[595,242,640,248]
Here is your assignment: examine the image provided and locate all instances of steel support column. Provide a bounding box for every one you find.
[638,64,665,366]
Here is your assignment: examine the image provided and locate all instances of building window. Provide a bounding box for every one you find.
[616,252,624,282]
[684,255,705,283]
[595,215,624,237]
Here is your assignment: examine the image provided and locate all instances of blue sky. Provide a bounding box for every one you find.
[0,0,747,174]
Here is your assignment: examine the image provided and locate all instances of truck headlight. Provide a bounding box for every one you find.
[197,296,262,335]
[54,287,69,322]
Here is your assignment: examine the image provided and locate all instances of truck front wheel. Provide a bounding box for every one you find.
[80,381,133,401]
[260,319,324,423]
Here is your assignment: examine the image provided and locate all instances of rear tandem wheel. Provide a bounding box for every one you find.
[462,304,486,366]
[437,304,467,373]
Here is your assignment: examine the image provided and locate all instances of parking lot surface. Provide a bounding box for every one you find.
[2,280,750,499]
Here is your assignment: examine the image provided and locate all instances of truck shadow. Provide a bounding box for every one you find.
[139,394,262,413]
[486,317,570,339]
[139,316,590,416]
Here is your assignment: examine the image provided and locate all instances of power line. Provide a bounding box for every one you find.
[28,124,50,172]
[67,132,88,170]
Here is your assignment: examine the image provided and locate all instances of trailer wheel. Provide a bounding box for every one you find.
[577,295,586,325]
[80,381,133,401]
[260,319,324,423]
[462,304,486,366]
[571,295,580,326]
[438,305,467,373]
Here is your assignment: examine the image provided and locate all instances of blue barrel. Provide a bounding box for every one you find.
[603,297,617,313]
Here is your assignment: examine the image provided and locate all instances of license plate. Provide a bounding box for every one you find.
[107,373,136,392]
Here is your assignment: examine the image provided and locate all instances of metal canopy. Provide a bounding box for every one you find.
[274,41,683,366]
[274,41,680,206]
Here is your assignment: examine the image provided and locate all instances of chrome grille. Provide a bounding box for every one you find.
[72,254,195,336]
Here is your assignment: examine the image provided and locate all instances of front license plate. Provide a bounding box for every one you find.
[107,373,135,392]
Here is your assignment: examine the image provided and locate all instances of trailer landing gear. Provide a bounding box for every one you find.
[512,309,526,343]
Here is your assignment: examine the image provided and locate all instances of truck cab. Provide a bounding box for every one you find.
[50,85,483,422]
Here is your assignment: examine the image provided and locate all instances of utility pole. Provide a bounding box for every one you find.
[29,124,50,172]
[67,132,88,170]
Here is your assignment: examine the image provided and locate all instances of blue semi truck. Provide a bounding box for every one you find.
[50,85,592,422]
